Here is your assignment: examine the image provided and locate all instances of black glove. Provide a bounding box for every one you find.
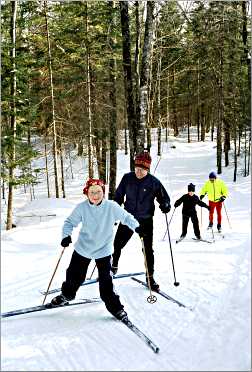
[207,206,211,211]
[219,196,226,202]
[61,235,72,247]
[200,195,205,200]
[135,225,146,238]
[174,201,179,208]
[159,203,171,213]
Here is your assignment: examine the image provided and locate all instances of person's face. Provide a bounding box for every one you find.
[135,166,148,179]
[188,191,194,196]
[209,178,215,183]
[88,185,104,205]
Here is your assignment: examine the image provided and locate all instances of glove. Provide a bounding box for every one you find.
[219,196,226,202]
[200,195,205,200]
[61,235,72,247]
[207,206,211,211]
[174,202,179,208]
[159,203,171,213]
[135,225,146,238]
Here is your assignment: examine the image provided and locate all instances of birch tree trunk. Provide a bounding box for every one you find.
[120,1,137,170]
[6,0,17,230]
[138,1,155,152]
[44,1,60,198]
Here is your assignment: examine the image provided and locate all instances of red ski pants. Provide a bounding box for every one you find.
[209,201,222,225]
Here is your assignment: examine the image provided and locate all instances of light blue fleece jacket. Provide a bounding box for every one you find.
[62,199,139,259]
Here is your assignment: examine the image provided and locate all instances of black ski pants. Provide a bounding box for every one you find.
[112,217,155,276]
[182,213,200,238]
[61,250,124,316]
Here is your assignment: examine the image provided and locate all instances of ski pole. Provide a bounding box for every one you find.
[88,263,97,280]
[162,207,176,240]
[42,246,66,305]
[140,237,157,304]
[164,213,180,286]
[200,207,202,228]
[223,202,232,229]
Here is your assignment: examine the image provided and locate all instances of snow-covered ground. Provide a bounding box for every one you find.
[1,131,251,371]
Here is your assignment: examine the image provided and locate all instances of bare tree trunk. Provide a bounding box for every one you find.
[233,122,237,182]
[197,59,200,141]
[138,1,155,152]
[223,117,230,167]
[247,131,251,176]
[200,104,205,141]
[44,1,60,198]
[44,135,50,198]
[68,146,74,180]
[6,1,17,230]
[157,46,161,156]
[59,126,66,198]
[133,1,141,130]
[244,125,247,176]
[217,47,224,175]
[107,1,118,199]
[120,1,137,170]
[171,66,178,137]
[165,73,170,142]
[84,2,94,178]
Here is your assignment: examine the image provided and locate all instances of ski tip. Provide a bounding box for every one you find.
[154,346,160,353]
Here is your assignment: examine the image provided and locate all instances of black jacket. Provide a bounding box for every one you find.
[174,194,209,216]
[114,172,170,220]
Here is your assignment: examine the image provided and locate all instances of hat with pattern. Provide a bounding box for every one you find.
[83,178,105,195]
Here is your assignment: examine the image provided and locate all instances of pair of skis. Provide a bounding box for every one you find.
[2,273,191,354]
[176,236,212,244]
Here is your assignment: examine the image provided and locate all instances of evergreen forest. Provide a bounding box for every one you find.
[1,0,251,229]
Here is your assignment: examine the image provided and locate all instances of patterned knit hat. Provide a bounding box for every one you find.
[134,151,152,170]
[209,171,217,179]
[83,178,105,195]
[188,183,195,192]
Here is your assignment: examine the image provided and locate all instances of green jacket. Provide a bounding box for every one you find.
[200,179,228,202]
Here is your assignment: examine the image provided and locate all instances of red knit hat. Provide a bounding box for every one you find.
[134,151,152,170]
[83,178,105,195]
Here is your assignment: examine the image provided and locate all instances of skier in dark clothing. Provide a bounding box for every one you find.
[174,183,210,240]
[111,151,171,291]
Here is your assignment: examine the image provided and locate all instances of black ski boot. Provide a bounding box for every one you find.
[207,222,213,229]
[195,235,201,240]
[146,276,160,291]
[114,309,128,322]
[50,294,69,307]
[217,224,222,232]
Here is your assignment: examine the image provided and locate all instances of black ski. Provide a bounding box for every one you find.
[175,237,185,244]
[120,317,159,354]
[40,271,145,295]
[131,277,191,310]
[2,298,101,318]
[192,238,213,244]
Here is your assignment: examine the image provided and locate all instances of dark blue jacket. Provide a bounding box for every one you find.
[114,172,170,220]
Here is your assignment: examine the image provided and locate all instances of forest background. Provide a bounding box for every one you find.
[1,0,251,230]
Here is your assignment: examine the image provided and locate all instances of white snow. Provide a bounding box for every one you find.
[1,130,251,371]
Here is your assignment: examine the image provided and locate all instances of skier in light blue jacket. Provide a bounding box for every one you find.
[50,178,139,322]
